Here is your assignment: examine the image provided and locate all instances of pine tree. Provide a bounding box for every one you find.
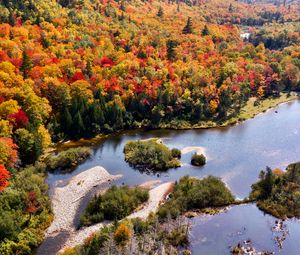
[201,25,210,36]
[73,111,85,139]
[157,6,164,18]
[182,17,193,34]
[20,50,33,79]
[120,1,126,11]
[62,108,73,135]
[166,40,179,60]
[84,60,93,78]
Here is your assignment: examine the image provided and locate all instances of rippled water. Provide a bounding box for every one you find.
[189,204,300,255]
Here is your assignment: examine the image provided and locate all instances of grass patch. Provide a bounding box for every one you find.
[124,138,181,171]
[80,186,149,226]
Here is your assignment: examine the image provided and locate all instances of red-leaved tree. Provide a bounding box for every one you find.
[8,109,29,130]
[0,164,10,192]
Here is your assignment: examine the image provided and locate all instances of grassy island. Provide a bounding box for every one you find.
[80,186,149,226]
[123,139,181,171]
[45,147,91,172]
[250,162,300,219]
[158,176,235,219]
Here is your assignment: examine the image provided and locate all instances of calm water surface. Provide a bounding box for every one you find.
[47,100,300,254]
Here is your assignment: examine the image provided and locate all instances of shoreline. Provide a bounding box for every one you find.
[55,94,299,151]
[37,166,122,255]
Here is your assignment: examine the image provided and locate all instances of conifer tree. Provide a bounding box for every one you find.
[201,25,210,36]
[120,1,126,11]
[182,17,193,34]
[84,60,93,78]
[20,50,33,79]
[157,6,164,18]
[167,40,179,60]
[73,111,85,139]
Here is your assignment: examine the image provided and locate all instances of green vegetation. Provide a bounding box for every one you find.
[0,164,52,255]
[191,153,206,166]
[171,148,182,159]
[62,216,190,255]
[80,186,149,226]
[158,176,235,219]
[250,162,300,219]
[123,139,181,171]
[45,147,91,172]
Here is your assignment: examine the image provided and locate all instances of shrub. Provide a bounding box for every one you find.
[191,153,206,166]
[80,186,149,226]
[113,224,131,245]
[171,148,182,159]
[45,147,91,172]
[124,139,181,171]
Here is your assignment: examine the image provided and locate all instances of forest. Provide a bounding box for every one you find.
[0,0,299,254]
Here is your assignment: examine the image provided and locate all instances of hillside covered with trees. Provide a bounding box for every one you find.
[0,0,299,254]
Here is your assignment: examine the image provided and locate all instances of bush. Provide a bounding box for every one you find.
[113,223,131,245]
[171,148,182,159]
[80,186,149,226]
[157,176,235,219]
[45,147,91,172]
[191,153,206,166]
[124,139,181,171]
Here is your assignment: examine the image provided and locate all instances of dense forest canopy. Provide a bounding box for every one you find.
[0,0,299,253]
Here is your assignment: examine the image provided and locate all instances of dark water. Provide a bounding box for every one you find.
[47,100,300,254]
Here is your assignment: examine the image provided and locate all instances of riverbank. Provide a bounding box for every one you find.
[159,93,299,129]
[54,93,298,152]
[37,166,122,255]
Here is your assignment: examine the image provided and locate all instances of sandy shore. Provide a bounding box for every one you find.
[38,166,122,255]
[128,181,174,220]
[181,146,209,160]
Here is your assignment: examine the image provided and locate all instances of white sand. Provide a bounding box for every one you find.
[181,146,210,161]
[128,182,173,220]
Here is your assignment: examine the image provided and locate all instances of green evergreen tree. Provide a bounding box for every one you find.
[166,40,179,60]
[41,32,50,48]
[84,60,93,78]
[201,25,210,36]
[20,50,33,79]
[62,108,73,135]
[120,1,126,11]
[157,6,164,18]
[73,111,85,139]
[182,17,193,34]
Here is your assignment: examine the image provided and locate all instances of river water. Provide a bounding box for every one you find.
[47,100,300,254]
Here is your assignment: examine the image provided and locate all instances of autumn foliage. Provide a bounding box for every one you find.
[0,164,10,191]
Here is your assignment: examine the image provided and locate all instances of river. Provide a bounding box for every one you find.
[47,100,300,254]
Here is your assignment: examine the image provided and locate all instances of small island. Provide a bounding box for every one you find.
[250,162,300,219]
[80,185,149,226]
[191,153,206,166]
[123,139,181,171]
[158,175,235,219]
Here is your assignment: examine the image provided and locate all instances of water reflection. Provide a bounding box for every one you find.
[189,204,300,255]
